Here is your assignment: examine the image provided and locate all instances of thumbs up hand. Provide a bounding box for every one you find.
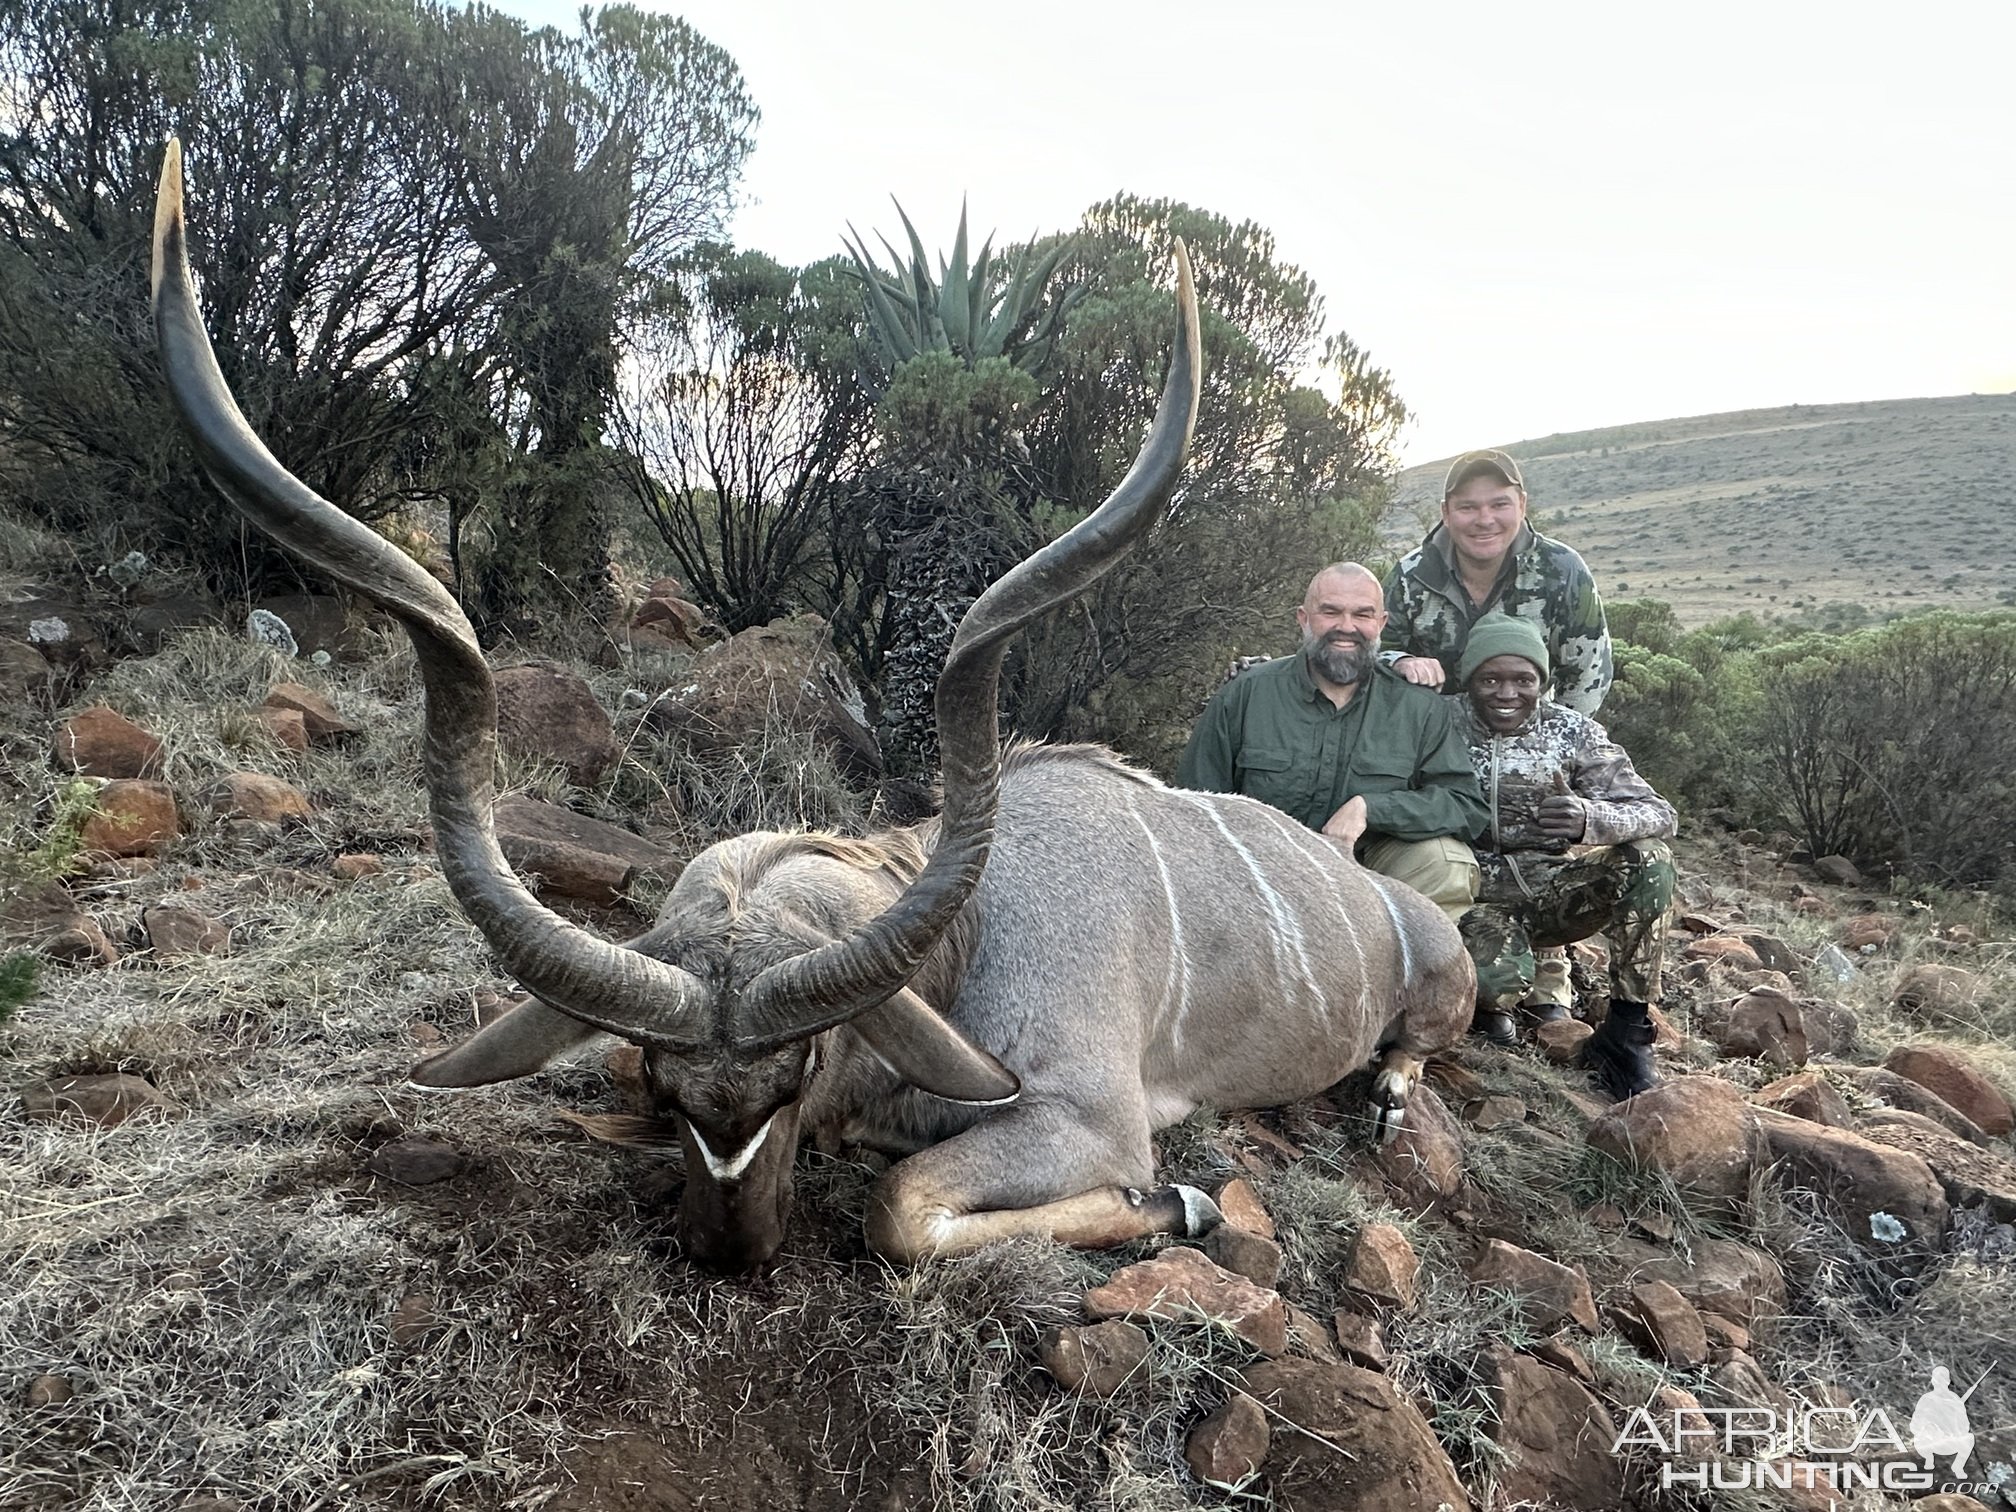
[1536,770,1588,842]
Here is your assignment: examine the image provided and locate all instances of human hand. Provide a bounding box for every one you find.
[1323,795,1370,846]
[1536,772,1587,842]
[1395,656,1446,689]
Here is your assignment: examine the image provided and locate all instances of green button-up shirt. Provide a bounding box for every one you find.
[1176,656,1490,843]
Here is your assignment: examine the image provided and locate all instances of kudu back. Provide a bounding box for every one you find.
[151,140,1472,1272]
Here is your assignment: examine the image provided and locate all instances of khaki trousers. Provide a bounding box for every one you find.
[1359,835,1481,923]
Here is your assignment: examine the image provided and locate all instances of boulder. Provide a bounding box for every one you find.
[123,591,216,651]
[1812,854,1861,886]
[1477,1346,1622,1512]
[1751,1070,1853,1128]
[1796,996,1858,1056]
[1882,1044,2013,1137]
[21,1072,181,1126]
[3,591,105,673]
[1858,1112,2016,1223]
[1535,1016,1594,1062]
[78,779,181,857]
[1710,987,1808,1067]
[1343,1223,1418,1311]
[1892,962,1985,1022]
[1727,928,1801,975]
[139,904,229,959]
[1240,1358,1471,1512]
[1633,1237,1786,1329]
[1839,913,1894,951]
[647,613,881,783]
[332,853,384,881]
[1467,1239,1599,1333]
[1366,1085,1464,1210]
[1462,1094,1526,1130]
[3,882,119,966]
[1330,1310,1388,1371]
[1530,1334,1595,1383]
[1611,1279,1710,1368]
[630,592,705,647]
[262,682,358,744]
[492,796,680,906]
[1752,1107,1948,1248]
[494,660,619,786]
[1282,1303,1344,1364]
[1846,1067,1989,1144]
[1083,1245,1288,1356]
[1703,1348,1792,1415]
[1,639,55,699]
[1038,1320,1150,1397]
[1586,1075,1760,1211]
[203,772,311,823]
[53,706,162,778]
[1184,1391,1268,1488]
[1682,935,1766,973]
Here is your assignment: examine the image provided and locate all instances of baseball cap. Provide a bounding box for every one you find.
[1442,449,1525,497]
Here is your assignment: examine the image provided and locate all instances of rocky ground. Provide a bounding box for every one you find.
[3,547,2015,1511]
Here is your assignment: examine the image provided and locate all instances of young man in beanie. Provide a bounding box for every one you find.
[1384,450,1613,715]
[1455,613,1676,1099]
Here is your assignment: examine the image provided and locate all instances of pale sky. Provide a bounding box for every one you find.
[496,0,2015,463]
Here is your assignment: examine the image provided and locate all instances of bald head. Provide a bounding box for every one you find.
[1302,562,1381,612]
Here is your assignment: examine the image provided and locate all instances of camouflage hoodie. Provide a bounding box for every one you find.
[1455,697,1676,892]
[1383,524,1613,714]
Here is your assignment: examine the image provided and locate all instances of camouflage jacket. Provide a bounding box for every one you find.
[1454,698,1676,891]
[1382,524,1613,714]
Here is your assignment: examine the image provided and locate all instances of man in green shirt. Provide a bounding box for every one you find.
[1178,563,1490,920]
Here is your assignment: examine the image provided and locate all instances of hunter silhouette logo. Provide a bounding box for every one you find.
[1911,1365,1976,1478]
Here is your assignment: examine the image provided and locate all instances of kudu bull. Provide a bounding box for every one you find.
[152,140,1473,1272]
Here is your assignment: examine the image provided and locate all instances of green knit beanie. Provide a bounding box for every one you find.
[1457,612,1550,686]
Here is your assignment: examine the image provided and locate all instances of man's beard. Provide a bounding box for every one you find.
[1304,629,1373,686]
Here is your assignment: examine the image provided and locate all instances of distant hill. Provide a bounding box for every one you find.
[1391,394,2016,626]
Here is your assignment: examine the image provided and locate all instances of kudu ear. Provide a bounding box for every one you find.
[851,988,1020,1105]
[410,997,606,1088]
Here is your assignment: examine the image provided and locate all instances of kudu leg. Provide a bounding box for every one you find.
[1368,1048,1424,1145]
[864,1104,1221,1264]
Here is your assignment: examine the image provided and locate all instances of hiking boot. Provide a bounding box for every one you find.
[1582,998,1659,1100]
[1474,1007,1518,1047]
[1524,953,1575,1012]
[1526,1002,1572,1026]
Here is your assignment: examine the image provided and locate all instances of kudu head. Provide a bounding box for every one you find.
[152,138,1200,1271]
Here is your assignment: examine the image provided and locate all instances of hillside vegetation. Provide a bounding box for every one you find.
[1394,394,2016,625]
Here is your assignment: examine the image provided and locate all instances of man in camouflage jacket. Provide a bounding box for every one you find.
[1383,449,1613,715]
[1454,614,1675,1098]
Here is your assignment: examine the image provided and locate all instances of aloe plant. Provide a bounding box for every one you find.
[843,199,1081,388]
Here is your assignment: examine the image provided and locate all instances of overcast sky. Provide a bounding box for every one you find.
[494,0,2014,463]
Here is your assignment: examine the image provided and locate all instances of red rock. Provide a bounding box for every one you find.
[1883,1044,2013,1137]
[262,682,357,743]
[53,706,162,777]
[1467,1239,1599,1332]
[1283,1303,1344,1364]
[1478,1346,1622,1511]
[332,853,384,880]
[1083,1246,1288,1356]
[1530,1333,1594,1383]
[1683,935,1766,972]
[1184,1391,1268,1488]
[1613,1279,1709,1368]
[1912,1496,1996,1512]
[1840,913,1893,951]
[1634,1238,1785,1329]
[1241,1358,1471,1512]
[1331,1310,1388,1371]
[492,796,679,905]
[256,706,309,752]
[1586,1075,1760,1211]
[494,660,619,786]
[140,904,228,958]
[1892,962,1984,1020]
[1850,1067,1989,1144]
[1344,1222,1418,1311]
[1712,988,1808,1067]
[1858,1112,2016,1223]
[78,779,180,857]
[1752,1070,1853,1128]
[1812,854,1861,886]
[1463,1094,1526,1129]
[1367,1085,1464,1211]
[1214,1177,1276,1239]
[631,593,705,646]
[1038,1320,1149,1397]
[1205,1224,1284,1288]
[204,772,311,823]
[21,1072,180,1126]
[1752,1107,1948,1248]
[1700,1313,1750,1352]
[1535,1017,1594,1063]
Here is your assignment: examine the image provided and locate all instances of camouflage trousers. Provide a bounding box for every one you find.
[1458,840,1676,1008]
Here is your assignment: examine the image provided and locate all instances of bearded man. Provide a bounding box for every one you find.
[1178,563,1490,920]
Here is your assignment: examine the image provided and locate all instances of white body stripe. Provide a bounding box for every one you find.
[1123,791,1193,1052]
[1181,793,1323,1010]
[1364,873,1413,988]
[688,1113,777,1182]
